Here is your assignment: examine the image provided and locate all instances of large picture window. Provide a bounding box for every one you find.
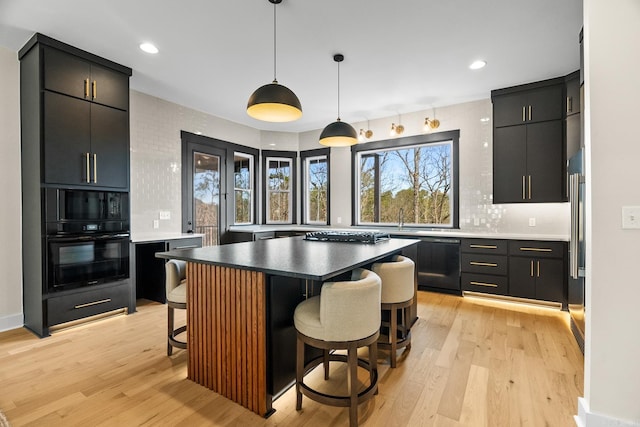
[301,148,330,225]
[263,151,296,224]
[353,131,459,228]
[234,152,253,224]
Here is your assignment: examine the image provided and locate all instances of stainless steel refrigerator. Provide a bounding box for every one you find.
[568,147,585,352]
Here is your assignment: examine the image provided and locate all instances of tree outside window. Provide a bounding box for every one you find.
[304,155,328,224]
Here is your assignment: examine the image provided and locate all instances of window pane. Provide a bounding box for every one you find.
[234,153,253,224]
[269,191,290,222]
[193,153,220,246]
[268,160,290,191]
[306,157,328,223]
[357,141,453,227]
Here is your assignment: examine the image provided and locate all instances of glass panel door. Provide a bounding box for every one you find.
[193,151,221,246]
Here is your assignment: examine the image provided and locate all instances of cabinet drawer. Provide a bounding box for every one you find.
[461,273,508,295]
[168,237,202,250]
[461,238,508,255]
[47,280,130,326]
[508,240,565,258]
[461,254,507,276]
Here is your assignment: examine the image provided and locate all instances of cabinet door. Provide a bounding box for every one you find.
[526,121,564,202]
[508,257,536,299]
[527,85,563,123]
[91,103,129,189]
[493,125,527,203]
[43,48,91,101]
[493,92,528,127]
[43,92,91,185]
[90,64,130,111]
[534,258,565,303]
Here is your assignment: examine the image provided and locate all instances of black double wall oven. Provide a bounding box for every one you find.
[45,189,130,292]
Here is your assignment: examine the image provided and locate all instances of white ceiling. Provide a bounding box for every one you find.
[0,0,583,133]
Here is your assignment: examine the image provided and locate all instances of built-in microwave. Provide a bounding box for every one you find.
[45,188,129,235]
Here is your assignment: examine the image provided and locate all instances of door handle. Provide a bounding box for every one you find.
[528,105,532,121]
[93,153,97,183]
[528,175,532,200]
[530,260,534,277]
[537,261,540,277]
[84,79,90,98]
[86,152,91,183]
[522,176,526,200]
[522,106,526,122]
[92,80,97,100]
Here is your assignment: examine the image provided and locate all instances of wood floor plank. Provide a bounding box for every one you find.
[0,292,583,426]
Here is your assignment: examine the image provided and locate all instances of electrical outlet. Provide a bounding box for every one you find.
[622,206,640,229]
[529,218,536,227]
[159,211,171,220]
[153,219,160,229]
[337,217,342,224]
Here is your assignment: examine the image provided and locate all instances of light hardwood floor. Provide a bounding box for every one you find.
[0,291,583,426]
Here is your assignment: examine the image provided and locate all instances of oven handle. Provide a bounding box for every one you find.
[48,233,130,242]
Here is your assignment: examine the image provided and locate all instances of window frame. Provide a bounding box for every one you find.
[301,148,331,225]
[262,150,297,224]
[350,130,460,229]
[233,152,254,225]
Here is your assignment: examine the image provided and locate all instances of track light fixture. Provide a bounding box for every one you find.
[319,54,357,147]
[246,0,302,122]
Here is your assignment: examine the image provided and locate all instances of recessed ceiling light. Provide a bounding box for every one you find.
[139,43,159,54]
[469,60,486,70]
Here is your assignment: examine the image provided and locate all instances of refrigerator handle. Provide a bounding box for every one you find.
[570,173,580,279]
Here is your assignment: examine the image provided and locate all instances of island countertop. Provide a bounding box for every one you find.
[156,236,417,281]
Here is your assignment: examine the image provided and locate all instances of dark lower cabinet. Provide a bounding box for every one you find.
[416,238,461,293]
[508,240,567,306]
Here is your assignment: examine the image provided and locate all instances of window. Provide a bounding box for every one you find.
[263,151,296,224]
[301,148,330,225]
[353,131,459,228]
[234,153,253,224]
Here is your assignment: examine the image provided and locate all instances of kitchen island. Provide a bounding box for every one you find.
[156,236,417,417]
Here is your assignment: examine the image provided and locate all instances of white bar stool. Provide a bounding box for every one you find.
[165,259,187,356]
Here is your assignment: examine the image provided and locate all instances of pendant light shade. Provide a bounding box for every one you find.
[247,0,302,122]
[320,54,357,147]
[247,81,302,122]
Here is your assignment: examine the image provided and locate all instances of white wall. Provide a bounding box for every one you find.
[580,0,640,425]
[300,99,570,235]
[130,91,262,235]
[0,45,23,331]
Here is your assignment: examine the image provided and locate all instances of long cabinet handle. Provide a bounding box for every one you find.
[86,152,91,183]
[569,173,580,279]
[469,244,498,249]
[84,79,90,98]
[528,175,532,200]
[75,298,111,309]
[537,261,540,278]
[93,153,97,183]
[522,106,526,122]
[530,260,534,277]
[522,176,526,200]
[470,281,498,288]
[470,261,498,267]
[173,245,199,249]
[528,105,532,121]
[92,80,97,100]
[519,247,553,252]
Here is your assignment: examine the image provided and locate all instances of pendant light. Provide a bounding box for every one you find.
[247,0,302,122]
[319,54,357,147]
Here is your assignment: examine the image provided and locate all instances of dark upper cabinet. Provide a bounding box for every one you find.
[44,47,129,111]
[21,34,132,189]
[565,71,580,116]
[492,78,566,204]
[493,121,563,203]
[492,83,563,128]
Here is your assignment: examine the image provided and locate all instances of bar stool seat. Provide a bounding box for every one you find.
[372,255,415,368]
[294,268,382,427]
[166,259,187,356]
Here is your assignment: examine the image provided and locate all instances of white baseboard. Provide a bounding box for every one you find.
[0,312,23,332]
[575,397,640,427]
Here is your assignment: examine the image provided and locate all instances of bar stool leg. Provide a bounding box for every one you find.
[323,349,330,380]
[348,342,358,427]
[167,306,174,356]
[296,336,304,410]
[390,305,398,368]
[369,341,378,395]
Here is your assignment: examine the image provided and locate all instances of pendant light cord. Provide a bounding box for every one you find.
[336,60,341,120]
[273,1,277,83]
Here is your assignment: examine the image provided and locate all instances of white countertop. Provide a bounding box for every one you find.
[228,225,569,242]
[130,232,204,243]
